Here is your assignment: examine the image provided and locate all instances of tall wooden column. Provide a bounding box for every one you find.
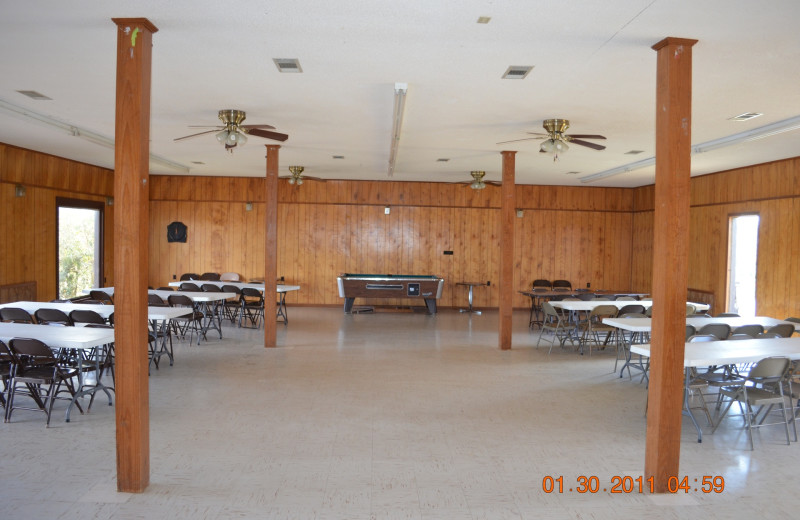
[111,17,158,493]
[498,151,516,350]
[645,37,698,493]
[264,145,280,347]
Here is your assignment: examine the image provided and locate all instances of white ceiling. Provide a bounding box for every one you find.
[1,1,799,188]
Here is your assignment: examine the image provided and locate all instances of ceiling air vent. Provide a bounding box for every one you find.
[502,66,533,79]
[16,90,52,100]
[729,112,762,121]
[273,58,303,73]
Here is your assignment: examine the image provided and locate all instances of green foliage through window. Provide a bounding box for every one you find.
[58,207,99,299]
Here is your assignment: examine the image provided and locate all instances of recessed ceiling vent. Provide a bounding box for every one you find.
[273,58,303,73]
[16,90,52,100]
[729,112,763,121]
[502,66,533,79]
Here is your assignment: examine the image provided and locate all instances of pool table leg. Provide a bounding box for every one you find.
[424,298,437,314]
[344,297,355,313]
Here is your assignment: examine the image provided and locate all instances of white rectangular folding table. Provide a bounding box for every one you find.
[168,281,301,324]
[603,316,800,381]
[630,337,800,442]
[92,288,235,344]
[0,322,115,422]
[0,300,188,367]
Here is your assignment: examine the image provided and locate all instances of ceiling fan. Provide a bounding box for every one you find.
[496,119,606,161]
[278,166,326,185]
[174,109,289,152]
[456,170,501,190]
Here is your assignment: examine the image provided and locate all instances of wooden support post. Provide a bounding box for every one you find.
[646,37,698,493]
[264,145,280,347]
[499,151,516,350]
[111,17,158,493]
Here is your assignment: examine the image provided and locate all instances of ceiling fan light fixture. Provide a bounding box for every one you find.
[216,129,229,143]
[236,131,247,146]
[469,170,486,190]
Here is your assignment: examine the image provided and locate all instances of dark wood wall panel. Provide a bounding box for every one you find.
[1,144,115,300]
[630,156,800,319]
[149,195,635,309]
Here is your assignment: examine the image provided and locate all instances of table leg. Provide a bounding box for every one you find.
[459,285,481,315]
[684,367,703,443]
[277,292,288,324]
[65,347,114,423]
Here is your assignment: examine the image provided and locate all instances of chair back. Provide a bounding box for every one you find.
[731,324,764,338]
[590,305,618,319]
[618,304,646,315]
[156,286,175,291]
[148,294,167,306]
[168,294,194,307]
[34,308,73,326]
[220,272,241,282]
[69,309,107,325]
[9,337,57,365]
[577,293,595,301]
[685,324,696,340]
[747,357,790,382]
[90,290,114,304]
[0,307,36,323]
[552,279,572,290]
[645,306,654,317]
[531,279,551,290]
[201,284,223,292]
[200,272,221,281]
[715,312,740,317]
[180,273,200,280]
[620,313,647,319]
[766,323,794,338]
[241,287,264,301]
[222,285,243,297]
[697,323,731,340]
[728,333,754,341]
[180,282,201,292]
[686,304,696,315]
[615,296,636,301]
[756,332,781,339]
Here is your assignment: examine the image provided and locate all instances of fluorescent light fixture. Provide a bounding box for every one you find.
[388,83,407,177]
[579,156,655,183]
[0,98,191,173]
[691,115,800,154]
[580,114,800,183]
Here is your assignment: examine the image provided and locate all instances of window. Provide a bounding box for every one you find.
[57,198,104,300]
[727,214,759,317]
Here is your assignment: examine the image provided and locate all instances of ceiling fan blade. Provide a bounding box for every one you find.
[247,128,290,142]
[241,124,276,130]
[566,134,606,139]
[486,181,502,186]
[569,138,606,150]
[496,137,542,145]
[174,129,219,141]
[525,132,549,137]
[187,125,224,129]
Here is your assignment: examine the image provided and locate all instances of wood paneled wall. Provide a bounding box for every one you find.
[149,177,635,308]
[6,141,797,316]
[631,156,800,318]
[0,144,115,300]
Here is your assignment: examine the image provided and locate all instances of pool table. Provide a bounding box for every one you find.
[337,274,445,314]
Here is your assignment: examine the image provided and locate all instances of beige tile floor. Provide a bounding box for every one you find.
[2,306,798,519]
